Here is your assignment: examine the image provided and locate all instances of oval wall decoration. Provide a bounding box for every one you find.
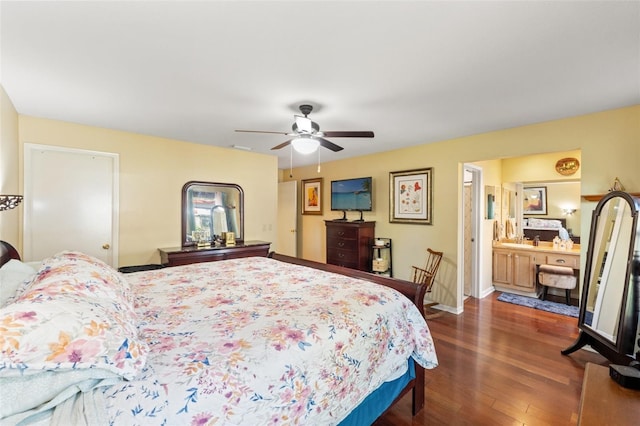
[555,157,580,176]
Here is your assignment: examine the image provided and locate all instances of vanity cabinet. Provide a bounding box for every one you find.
[492,248,536,291]
[534,252,579,269]
[325,221,375,271]
[493,244,581,296]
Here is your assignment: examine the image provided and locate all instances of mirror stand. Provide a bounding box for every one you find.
[562,329,634,365]
[562,191,640,366]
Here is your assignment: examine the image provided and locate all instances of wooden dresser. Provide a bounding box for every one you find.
[325,221,375,271]
[159,240,271,267]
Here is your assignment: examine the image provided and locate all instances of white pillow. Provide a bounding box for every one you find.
[0,259,37,307]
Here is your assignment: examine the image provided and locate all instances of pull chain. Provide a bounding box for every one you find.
[317,147,321,173]
[289,145,293,178]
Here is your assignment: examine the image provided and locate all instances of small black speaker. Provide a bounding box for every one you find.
[609,363,640,389]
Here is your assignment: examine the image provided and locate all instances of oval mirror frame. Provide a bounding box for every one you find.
[181,181,244,247]
[562,191,640,365]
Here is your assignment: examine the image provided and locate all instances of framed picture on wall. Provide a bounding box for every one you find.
[389,168,433,224]
[302,178,323,215]
[523,186,547,215]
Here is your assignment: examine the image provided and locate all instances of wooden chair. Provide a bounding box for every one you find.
[411,248,444,319]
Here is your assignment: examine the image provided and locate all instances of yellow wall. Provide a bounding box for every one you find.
[4,79,638,313]
[502,149,581,183]
[284,106,640,310]
[16,115,279,266]
[501,150,582,235]
[0,86,21,246]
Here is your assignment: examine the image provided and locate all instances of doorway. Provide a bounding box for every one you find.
[459,151,582,313]
[23,144,119,266]
[277,181,297,256]
[461,165,482,306]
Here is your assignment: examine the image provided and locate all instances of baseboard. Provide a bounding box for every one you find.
[493,285,539,298]
[425,302,463,316]
[479,286,495,299]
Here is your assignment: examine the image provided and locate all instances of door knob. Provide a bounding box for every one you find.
[102,243,110,250]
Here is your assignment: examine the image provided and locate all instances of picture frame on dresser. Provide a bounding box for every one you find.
[523,186,547,215]
[389,168,433,225]
[302,177,323,215]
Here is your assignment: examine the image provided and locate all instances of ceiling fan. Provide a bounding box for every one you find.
[235,104,374,154]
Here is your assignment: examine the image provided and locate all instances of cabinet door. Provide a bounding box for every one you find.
[492,250,512,285]
[512,252,535,289]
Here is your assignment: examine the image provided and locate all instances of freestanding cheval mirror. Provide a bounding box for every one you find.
[562,191,640,365]
[181,181,244,247]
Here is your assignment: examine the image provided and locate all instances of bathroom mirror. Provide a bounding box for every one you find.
[485,186,496,219]
[182,181,244,246]
[562,191,639,365]
[502,187,516,219]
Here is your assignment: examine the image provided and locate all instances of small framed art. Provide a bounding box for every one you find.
[523,186,547,215]
[389,168,433,224]
[302,178,323,215]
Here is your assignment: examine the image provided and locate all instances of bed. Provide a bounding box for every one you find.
[522,217,567,242]
[0,241,438,425]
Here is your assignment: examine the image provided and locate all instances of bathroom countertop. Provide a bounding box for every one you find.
[493,241,581,255]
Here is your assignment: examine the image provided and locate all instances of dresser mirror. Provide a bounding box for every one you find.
[562,191,639,364]
[182,181,244,246]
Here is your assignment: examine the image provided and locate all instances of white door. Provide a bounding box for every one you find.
[460,165,482,308]
[277,181,297,256]
[463,181,473,296]
[24,144,119,266]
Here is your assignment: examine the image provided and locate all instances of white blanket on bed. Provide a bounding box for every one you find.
[1,369,121,425]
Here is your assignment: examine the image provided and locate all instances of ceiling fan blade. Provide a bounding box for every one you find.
[271,139,294,150]
[235,130,289,135]
[317,137,344,152]
[322,131,374,138]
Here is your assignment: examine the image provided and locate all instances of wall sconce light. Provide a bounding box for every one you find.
[0,195,23,211]
[563,208,577,216]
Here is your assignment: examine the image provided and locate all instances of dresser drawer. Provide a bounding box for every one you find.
[543,253,579,269]
[326,252,359,269]
[327,237,357,250]
[327,248,358,263]
[326,226,358,240]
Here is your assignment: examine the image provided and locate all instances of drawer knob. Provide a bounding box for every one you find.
[556,259,566,264]
[338,242,344,247]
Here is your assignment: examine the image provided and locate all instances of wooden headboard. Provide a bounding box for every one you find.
[0,240,21,267]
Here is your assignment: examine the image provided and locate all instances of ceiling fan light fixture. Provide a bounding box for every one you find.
[291,137,319,154]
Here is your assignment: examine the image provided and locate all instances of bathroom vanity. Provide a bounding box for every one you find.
[492,242,580,296]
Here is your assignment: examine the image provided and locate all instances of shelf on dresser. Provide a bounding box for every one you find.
[582,192,640,202]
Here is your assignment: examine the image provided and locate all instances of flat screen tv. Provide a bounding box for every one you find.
[331,177,372,211]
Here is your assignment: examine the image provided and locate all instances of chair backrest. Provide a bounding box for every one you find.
[411,248,444,292]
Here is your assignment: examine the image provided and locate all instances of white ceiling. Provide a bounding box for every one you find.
[1,1,639,169]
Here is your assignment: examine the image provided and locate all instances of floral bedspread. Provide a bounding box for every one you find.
[122,256,438,425]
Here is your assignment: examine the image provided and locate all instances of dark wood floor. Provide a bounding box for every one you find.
[375,292,608,426]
